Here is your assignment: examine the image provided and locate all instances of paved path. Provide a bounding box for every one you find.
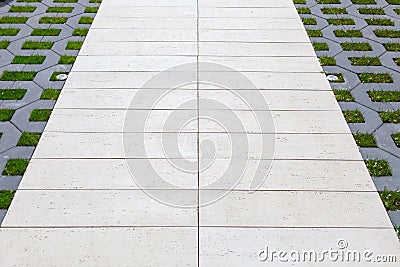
[0,0,399,265]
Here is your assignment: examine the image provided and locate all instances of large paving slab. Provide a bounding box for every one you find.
[0,0,399,266]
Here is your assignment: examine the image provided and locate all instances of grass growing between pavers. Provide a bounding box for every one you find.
[358,73,393,83]
[0,191,15,209]
[321,7,347,14]
[334,30,363,37]
[0,40,10,49]
[374,29,400,38]
[73,28,89,36]
[358,8,385,15]
[0,28,20,36]
[46,7,74,13]
[2,159,29,176]
[31,28,61,36]
[380,110,400,123]
[0,71,37,81]
[368,91,400,102]
[349,57,381,66]
[384,43,400,51]
[306,29,323,37]
[380,189,400,211]
[66,40,83,50]
[22,40,53,49]
[343,110,365,123]
[302,18,317,25]
[334,89,354,102]
[17,132,41,146]
[327,18,355,25]
[365,159,392,177]
[341,42,372,51]
[85,7,99,13]
[0,16,28,24]
[9,5,37,13]
[39,17,68,24]
[29,109,52,121]
[319,56,336,66]
[353,133,377,147]
[0,89,26,100]
[0,109,15,121]
[297,7,311,14]
[58,55,76,64]
[392,133,400,147]
[12,55,46,64]
[40,89,61,100]
[366,18,394,26]
[79,16,94,24]
[313,42,329,51]
[351,0,376,4]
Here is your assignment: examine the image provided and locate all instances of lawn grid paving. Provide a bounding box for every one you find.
[296,0,400,228]
[0,0,101,220]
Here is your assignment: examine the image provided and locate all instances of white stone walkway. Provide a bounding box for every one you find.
[1,0,400,266]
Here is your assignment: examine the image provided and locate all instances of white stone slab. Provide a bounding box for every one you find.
[81,42,197,56]
[199,133,362,160]
[0,227,197,267]
[33,132,198,159]
[199,42,315,56]
[55,89,339,111]
[198,72,332,90]
[199,8,300,18]
[198,56,322,72]
[47,109,198,133]
[55,89,198,110]
[200,191,391,227]
[200,159,375,191]
[64,72,197,89]
[19,159,198,190]
[199,90,340,111]
[92,17,197,29]
[64,71,331,90]
[101,0,197,7]
[199,18,304,30]
[199,29,309,42]
[87,29,197,42]
[199,0,294,7]
[73,56,196,72]
[46,109,348,134]
[99,7,197,17]
[2,190,198,227]
[200,228,400,266]
[199,110,350,134]
[33,132,361,160]
[18,158,375,192]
